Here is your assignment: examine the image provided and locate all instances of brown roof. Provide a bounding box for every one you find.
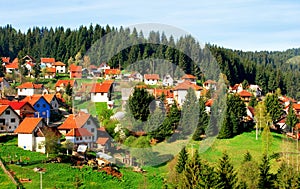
[182,74,196,79]
[104,69,120,75]
[65,128,93,137]
[53,61,65,66]
[41,58,55,63]
[90,81,113,93]
[144,74,159,80]
[55,80,75,87]
[14,118,43,134]
[96,137,109,145]
[17,82,43,89]
[58,112,91,130]
[174,80,202,91]
[238,90,252,97]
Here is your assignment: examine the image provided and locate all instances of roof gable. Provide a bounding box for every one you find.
[58,112,91,130]
[14,117,43,134]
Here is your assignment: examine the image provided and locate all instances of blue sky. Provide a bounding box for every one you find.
[1,0,300,51]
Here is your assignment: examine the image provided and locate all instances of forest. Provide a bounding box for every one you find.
[0,24,299,99]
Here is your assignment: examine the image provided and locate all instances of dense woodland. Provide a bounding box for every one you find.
[0,24,299,99]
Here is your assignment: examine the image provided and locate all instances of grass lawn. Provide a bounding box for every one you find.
[0,136,166,189]
[0,168,16,188]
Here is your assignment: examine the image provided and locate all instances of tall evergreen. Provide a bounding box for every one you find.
[286,102,299,131]
[258,154,274,189]
[176,147,188,174]
[215,152,237,189]
[265,93,283,124]
[217,110,233,139]
[192,97,209,141]
[181,150,201,189]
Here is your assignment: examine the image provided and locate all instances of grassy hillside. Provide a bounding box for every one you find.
[286,55,300,65]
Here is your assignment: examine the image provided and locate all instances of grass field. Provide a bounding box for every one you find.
[0,168,16,188]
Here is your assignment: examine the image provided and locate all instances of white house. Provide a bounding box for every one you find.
[55,80,77,92]
[90,80,113,103]
[203,80,217,90]
[17,82,44,96]
[41,57,55,68]
[52,61,66,73]
[0,105,20,133]
[5,59,19,73]
[144,74,160,85]
[58,112,98,147]
[181,74,196,84]
[173,80,203,107]
[162,74,174,86]
[99,62,111,72]
[129,72,143,82]
[14,118,45,152]
[65,128,94,148]
[229,83,243,93]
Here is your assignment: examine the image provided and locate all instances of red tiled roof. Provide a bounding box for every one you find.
[153,89,173,98]
[21,96,49,106]
[90,81,112,93]
[58,112,91,130]
[55,80,75,87]
[8,101,28,110]
[104,69,121,75]
[28,94,55,104]
[238,90,252,97]
[144,74,159,80]
[182,74,196,79]
[46,67,56,73]
[14,118,43,134]
[1,57,10,63]
[12,58,18,64]
[65,128,93,137]
[41,58,55,63]
[203,80,216,85]
[174,80,202,91]
[0,99,12,105]
[17,82,43,89]
[293,104,300,110]
[205,99,213,107]
[53,61,65,66]
[69,64,82,72]
[6,62,18,69]
[0,105,9,115]
[98,127,106,132]
[96,137,109,145]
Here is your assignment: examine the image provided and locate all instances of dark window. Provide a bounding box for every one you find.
[0,119,5,125]
[5,110,10,115]
[101,93,104,96]
[87,120,91,125]
[0,127,3,130]
[91,128,94,132]
[37,104,40,108]
[42,104,46,108]
[11,118,15,123]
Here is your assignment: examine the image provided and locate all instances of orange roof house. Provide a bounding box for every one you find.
[69,64,82,78]
[14,117,44,134]
[55,80,77,92]
[174,80,202,91]
[173,81,203,106]
[104,69,121,75]
[90,80,114,103]
[17,82,44,96]
[65,128,93,137]
[53,61,65,66]
[17,82,43,89]
[238,90,252,103]
[41,58,55,64]
[144,74,160,80]
[1,57,10,64]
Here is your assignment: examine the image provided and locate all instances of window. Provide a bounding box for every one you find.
[101,93,104,96]
[91,128,94,132]
[0,127,3,130]
[5,110,10,115]
[42,104,46,108]
[11,118,15,123]
[37,104,40,108]
[8,126,11,129]
[87,120,91,125]
[42,112,46,115]
[0,119,5,125]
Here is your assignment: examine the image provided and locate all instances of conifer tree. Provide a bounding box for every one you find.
[217,110,233,139]
[215,152,237,189]
[193,97,209,141]
[286,102,299,131]
[176,147,188,174]
[258,154,274,189]
[275,161,298,189]
[181,150,201,189]
[265,93,283,124]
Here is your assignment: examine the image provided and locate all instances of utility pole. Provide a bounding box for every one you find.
[39,172,43,189]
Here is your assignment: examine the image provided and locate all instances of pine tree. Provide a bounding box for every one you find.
[128,87,154,122]
[176,147,188,174]
[215,152,237,189]
[181,150,201,189]
[265,93,283,124]
[275,161,298,189]
[193,97,209,141]
[217,110,233,139]
[286,102,299,131]
[258,154,274,189]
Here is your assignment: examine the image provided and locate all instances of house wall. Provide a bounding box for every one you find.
[91,92,109,102]
[144,79,158,85]
[18,134,34,151]
[18,88,35,96]
[33,98,51,120]
[50,98,59,111]
[20,104,35,118]
[55,66,65,73]
[174,89,200,107]
[35,137,46,153]
[82,119,98,142]
[0,107,20,132]
[0,80,10,91]
[66,136,93,148]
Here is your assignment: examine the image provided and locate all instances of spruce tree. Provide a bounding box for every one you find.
[193,97,209,141]
[258,154,274,189]
[181,150,201,189]
[275,161,298,188]
[286,102,299,131]
[217,110,233,139]
[265,93,283,124]
[176,147,188,174]
[215,152,237,189]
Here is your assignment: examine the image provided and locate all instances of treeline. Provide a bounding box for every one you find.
[171,148,300,189]
[0,24,299,99]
